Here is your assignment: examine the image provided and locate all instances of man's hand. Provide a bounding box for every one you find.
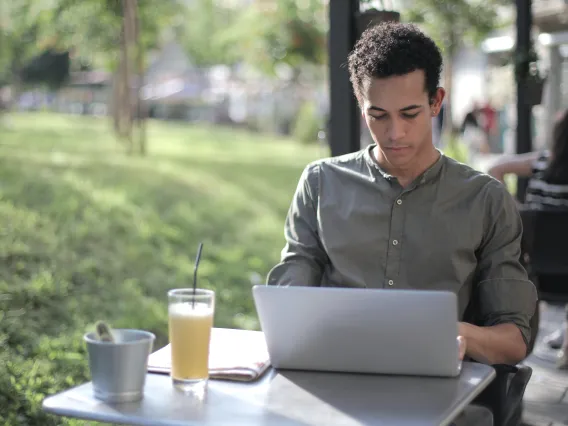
[457,335,467,361]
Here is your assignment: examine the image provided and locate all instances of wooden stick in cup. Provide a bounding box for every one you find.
[95,321,116,343]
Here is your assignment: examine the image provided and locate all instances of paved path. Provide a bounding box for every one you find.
[522,303,568,425]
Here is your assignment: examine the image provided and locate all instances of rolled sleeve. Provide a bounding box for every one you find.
[476,181,538,346]
[266,163,329,287]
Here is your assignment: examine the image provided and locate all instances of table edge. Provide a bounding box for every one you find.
[440,365,497,426]
[42,363,497,426]
[42,397,188,426]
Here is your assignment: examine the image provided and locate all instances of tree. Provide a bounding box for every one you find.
[0,0,183,150]
[179,0,238,68]
[39,0,184,155]
[0,0,59,103]
[218,0,327,80]
[404,0,509,137]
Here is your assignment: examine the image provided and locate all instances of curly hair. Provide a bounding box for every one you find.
[347,22,443,105]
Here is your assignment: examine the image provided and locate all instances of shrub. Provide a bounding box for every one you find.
[292,101,321,145]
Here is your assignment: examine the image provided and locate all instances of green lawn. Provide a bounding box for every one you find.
[0,112,323,425]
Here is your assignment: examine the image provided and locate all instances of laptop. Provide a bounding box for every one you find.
[252,285,461,377]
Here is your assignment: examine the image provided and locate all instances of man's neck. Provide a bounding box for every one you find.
[374,145,440,187]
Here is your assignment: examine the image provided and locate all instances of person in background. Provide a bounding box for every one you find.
[461,103,490,156]
[488,109,568,368]
[479,102,498,152]
[460,103,480,134]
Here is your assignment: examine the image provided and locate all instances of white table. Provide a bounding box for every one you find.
[43,362,495,426]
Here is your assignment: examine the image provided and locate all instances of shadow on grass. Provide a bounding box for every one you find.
[0,151,302,339]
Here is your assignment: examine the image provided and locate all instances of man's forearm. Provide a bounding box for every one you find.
[266,258,323,287]
[459,322,527,365]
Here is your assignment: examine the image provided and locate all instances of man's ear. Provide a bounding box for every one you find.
[433,87,446,111]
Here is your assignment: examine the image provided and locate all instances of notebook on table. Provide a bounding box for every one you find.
[147,328,271,382]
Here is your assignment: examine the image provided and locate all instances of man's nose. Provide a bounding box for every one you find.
[388,118,406,141]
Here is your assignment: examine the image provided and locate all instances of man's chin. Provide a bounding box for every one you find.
[383,146,414,162]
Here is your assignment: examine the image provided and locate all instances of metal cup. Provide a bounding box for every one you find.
[84,329,155,403]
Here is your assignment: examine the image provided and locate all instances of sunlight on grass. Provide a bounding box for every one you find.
[0,112,323,425]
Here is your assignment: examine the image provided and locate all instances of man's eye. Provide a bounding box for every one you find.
[369,115,387,121]
[402,112,419,119]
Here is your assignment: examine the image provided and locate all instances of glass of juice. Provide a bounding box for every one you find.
[167,288,215,392]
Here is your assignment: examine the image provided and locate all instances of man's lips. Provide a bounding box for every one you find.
[385,146,410,151]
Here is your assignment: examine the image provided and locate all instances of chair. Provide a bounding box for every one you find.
[473,364,533,426]
[520,208,568,303]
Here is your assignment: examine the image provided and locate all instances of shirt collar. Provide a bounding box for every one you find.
[363,144,446,186]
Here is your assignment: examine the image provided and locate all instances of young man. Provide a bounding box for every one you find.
[267,23,536,367]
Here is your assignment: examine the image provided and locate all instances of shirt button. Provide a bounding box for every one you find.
[392,240,399,246]
[388,280,394,286]
[396,199,402,205]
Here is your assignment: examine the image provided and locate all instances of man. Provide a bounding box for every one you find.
[267,23,536,368]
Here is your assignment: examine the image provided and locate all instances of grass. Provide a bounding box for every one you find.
[0,112,474,425]
[0,112,323,425]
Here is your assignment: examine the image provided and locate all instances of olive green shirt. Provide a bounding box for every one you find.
[267,145,537,346]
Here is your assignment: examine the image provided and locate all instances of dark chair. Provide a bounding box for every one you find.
[520,208,568,303]
[473,364,532,426]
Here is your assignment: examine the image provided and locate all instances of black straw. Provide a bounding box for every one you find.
[192,242,203,308]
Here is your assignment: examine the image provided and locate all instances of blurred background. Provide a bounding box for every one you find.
[0,0,566,424]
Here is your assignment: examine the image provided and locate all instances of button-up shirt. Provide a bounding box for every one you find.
[267,145,537,345]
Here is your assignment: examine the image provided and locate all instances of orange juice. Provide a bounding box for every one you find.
[168,303,214,381]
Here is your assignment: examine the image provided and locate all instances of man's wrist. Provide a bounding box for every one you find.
[458,321,474,340]
[458,322,479,357]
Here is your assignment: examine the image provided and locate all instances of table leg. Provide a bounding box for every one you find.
[451,404,494,426]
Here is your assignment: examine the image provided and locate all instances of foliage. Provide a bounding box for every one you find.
[403,0,509,131]
[45,0,123,70]
[178,0,238,68]
[0,0,56,85]
[292,100,322,145]
[0,112,323,424]
[404,0,509,59]
[0,0,183,82]
[46,0,184,71]
[218,0,326,77]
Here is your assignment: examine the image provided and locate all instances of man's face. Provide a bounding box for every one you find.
[361,70,444,169]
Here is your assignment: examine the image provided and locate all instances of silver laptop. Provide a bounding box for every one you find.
[252,285,461,377]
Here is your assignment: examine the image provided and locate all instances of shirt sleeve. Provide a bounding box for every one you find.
[266,163,329,287]
[475,180,538,347]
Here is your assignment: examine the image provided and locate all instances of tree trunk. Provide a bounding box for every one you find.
[133,0,147,156]
[4,65,23,119]
[0,83,16,128]
[111,67,122,136]
[5,52,25,116]
[121,0,136,154]
[113,18,130,143]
